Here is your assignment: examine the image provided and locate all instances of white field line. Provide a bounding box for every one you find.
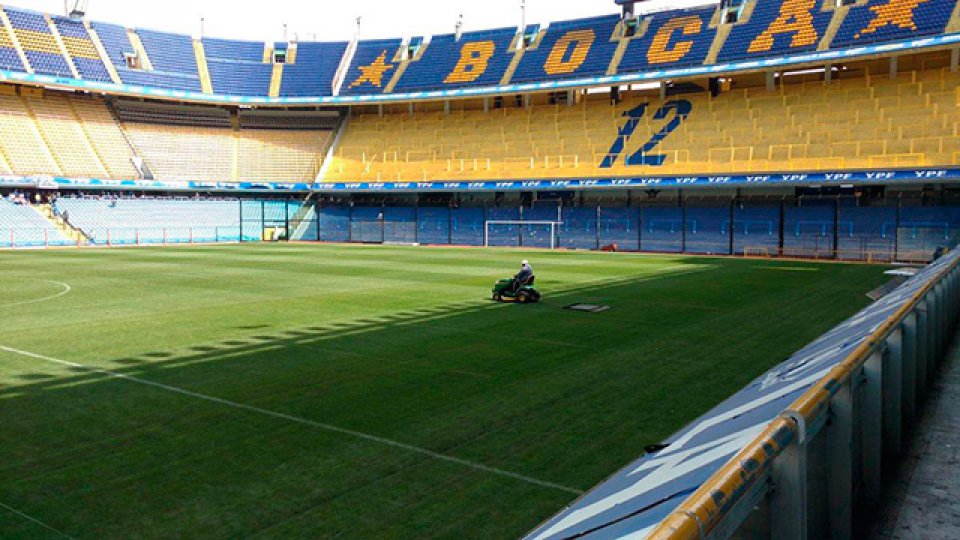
[0,501,75,539]
[0,281,71,308]
[0,345,583,496]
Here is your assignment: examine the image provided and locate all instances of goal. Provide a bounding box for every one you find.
[484,220,564,249]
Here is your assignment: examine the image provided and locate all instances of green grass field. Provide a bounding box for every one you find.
[0,244,889,539]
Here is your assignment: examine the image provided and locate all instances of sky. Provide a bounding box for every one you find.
[16,0,715,43]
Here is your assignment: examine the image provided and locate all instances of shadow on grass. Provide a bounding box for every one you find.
[0,258,880,540]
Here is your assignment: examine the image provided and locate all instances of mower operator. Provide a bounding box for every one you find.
[512,260,535,292]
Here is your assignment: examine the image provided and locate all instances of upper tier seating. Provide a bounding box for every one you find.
[1,1,959,96]
[832,0,957,48]
[0,198,71,247]
[617,6,718,73]
[0,13,24,72]
[392,27,518,93]
[279,41,348,97]
[511,15,621,83]
[91,22,202,91]
[202,37,271,96]
[716,0,834,62]
[340,38,403,96]
[4,7,72,77]
[325,66,960,182]
[52,16,112,82]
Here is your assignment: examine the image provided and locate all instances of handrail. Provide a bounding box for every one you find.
[646,250,960,540]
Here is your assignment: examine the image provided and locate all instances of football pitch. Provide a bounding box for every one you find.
[0,244,889,539]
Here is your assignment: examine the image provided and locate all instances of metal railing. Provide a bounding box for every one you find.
[647,250,960,540]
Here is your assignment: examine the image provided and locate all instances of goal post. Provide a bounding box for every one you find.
[484,220,564,249]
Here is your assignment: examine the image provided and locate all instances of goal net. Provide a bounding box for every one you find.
[484,220,563,249]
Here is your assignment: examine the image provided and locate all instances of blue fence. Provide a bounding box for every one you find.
[303,203,960,261]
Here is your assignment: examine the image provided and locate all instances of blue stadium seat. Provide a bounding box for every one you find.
[733,204,779,255]
[52,16,112,82]
[393,27,518,92]
[0,199,72,247]
[279,41,348,97]
[618,7,718,73]
[55,197,265,245]
[202,37,272,96]
[783,202,836,258]
[340,38,403,95]
[717,0,833,62]
[685,205,731,255]
[318,206,351,242]
[832,0,956,48]
[485,207,520,247]
[5,7,73,77]
[641,206,684,253]
[560,207,599,250]
[417,207,452,245]
[450,208,485,246]
[91,23,201,91]
[383,207,417,243]
[511,15,620,84]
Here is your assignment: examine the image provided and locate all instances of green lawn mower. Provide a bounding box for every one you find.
[492,277,541,303]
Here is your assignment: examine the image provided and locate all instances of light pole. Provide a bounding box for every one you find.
[520,0,527,49]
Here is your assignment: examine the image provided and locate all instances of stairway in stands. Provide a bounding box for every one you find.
[31,203,89,245]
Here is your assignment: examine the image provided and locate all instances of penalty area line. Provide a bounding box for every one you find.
[0,345,583,496]
[0,501,75,540]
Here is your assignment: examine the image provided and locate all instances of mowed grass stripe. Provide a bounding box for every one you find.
[0,345,583,496]
[0,244,888,538]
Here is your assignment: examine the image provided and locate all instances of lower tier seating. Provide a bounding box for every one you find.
[123,123,331,183]
[54,197,259,245]
[0,198,71,247]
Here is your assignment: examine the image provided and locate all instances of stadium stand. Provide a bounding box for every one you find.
[51,15,112,82]
[4,7,72,77]
[511,15,621,83]
[0,88,137,178]
[202,37,272,96]
[0,13,25,72]
[716,0,835,62]
[832,0,958,48]
[278,41,349,97]
[392,27,519,92]
[0,197,71,247]
[54,197,260,244]
[90,22,200,91]
[326,63,960,182]
[112,100,332,183]
[135,29,201,90]
[0,1,958,96]
[616,6,718,73]
[340,38,404,95]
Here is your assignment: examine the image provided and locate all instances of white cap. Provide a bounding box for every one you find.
[521,260,529,265]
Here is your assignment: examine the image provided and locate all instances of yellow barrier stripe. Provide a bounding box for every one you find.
[649,253,959,540]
